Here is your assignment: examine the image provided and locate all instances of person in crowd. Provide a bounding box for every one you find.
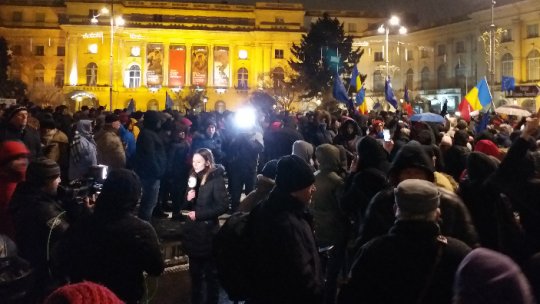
[39,113,69,180]
[0,141,29,239]
[227,127,264,212]
[453,248,536,304]
[339,179,471,304]
[262,116,304,164]
[9,158,67,301]
[166,123,191,220]
[311,144,346,304]
[133,110,166,221]
[292,140,316,171]
[68,120,97,181]
[238,159,278,213]
[94,113,126,170]
[118,122,136,167]
[44,281,124,304]
[302,110,334,147]
[359,143,478,249]
[332,118,361,166]
[182,148,229,304]
[52,105,73,141]
[249,154,323,304]
[443,130,470,181]
[57,169,164,304]
[191,119,226,166]
[0,105,42,159]
[0,233,34,304]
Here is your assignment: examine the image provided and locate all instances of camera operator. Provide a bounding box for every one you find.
[9,158,89,301]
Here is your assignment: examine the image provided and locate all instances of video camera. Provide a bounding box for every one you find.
[58,165,108,205]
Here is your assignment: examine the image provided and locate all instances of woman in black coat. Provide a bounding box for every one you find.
[183,148,229,304]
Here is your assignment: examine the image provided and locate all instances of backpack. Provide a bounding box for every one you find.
[213,211,254,301]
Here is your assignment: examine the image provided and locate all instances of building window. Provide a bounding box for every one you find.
[527,24,539,38]
[33,64,45,84]
[406,69,414,89]
[34,46,45,56]
[501,53,513,77]
[421,48,429,59]
[275,17,284,24]
[55,63,64,87]
[421,67,430,90]
[12,11,23,22]
[275,49,284,59]
[456,41,465,53]
[153,14,163,22]
[373,70,384,92]
[35,13,45,23]
[12,45,22,56]
[237,67,248,89]
[128,65,141,88]
[437,44,446,56]
[88,9,98,19]
[502,29,512,42]
[455,63,467,92]
[374,51,384,62]
[272,67,285,89]
[10,62,21,80]
[56,46,65,56]
[406,49,413,61]
[86,62,98,86]
[348,23,357,33]
[527,49,540,81]
[437,64,447,88]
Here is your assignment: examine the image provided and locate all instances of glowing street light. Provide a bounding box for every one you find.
[378,16,407,79]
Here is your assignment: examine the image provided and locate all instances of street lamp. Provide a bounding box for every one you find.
[91,3,124,111]
[378,16,407,79]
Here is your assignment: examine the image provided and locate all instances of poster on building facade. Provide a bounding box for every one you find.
[169,45,186,87]
[146,43,164,86]
[213,46,230,87]
[191,46,208,86]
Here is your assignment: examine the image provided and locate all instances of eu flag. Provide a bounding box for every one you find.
[385,77,398,109]
[501,76,515,92]
[165,92,174,110]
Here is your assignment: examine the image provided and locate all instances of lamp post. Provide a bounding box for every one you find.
[378,16,407,79]
[91,3,124,111]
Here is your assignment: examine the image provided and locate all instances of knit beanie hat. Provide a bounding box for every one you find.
[389,143,435,183]
[105,113,120,124]
[94,169,142,218]
[394,179,440,215]
[454,248,535,304]
[261,159,278,180]
[474,139,501,159]
[4,105,27,122]
[0,141,29,166]
[275,155,315,193]
[39,113,57,130]
[44,281,125,304]
[26,157,60,185]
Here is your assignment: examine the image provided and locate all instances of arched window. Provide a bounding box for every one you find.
[501,53,513,77]
[237,67,248,89]
[437,64,447,89]
[455,63,467,92]
[86,62,98,86]
[128,65,141,88]
[33,64,45,84]
[55,63,64,87]
[406,68,414,89]
[420,67,430,90]
[373,70,384,92]
[526,49,540,81]
[272,67,285,89]
[10,62,21,80]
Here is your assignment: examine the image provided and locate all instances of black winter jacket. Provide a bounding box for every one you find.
[133,127,166,179]
[248,188,323,304]
[182,166,229,257]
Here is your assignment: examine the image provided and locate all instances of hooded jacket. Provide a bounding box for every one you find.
[68,120,97,180]
[133,111,166,179]
[238,174,275,213]
[292,140,315,171]
[94,125,126,169]
[358,144,478,248]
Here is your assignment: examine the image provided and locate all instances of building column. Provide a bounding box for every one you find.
[511,18,522,83]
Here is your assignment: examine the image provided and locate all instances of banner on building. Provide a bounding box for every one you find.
[191,46,208,86]
[169,45,186,87]
[146,43,164,86]
[213,46,230,87]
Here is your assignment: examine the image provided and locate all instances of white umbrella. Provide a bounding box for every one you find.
[495,105,531,117]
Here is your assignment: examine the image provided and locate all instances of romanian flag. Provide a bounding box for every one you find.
[349,65,362,90]
[403,85,413,116]
[459,77,492,121]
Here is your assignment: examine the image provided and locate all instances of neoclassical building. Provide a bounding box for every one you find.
[1,0,539,112]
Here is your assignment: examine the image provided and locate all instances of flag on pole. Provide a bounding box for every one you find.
[385,77,398,109]
[333,74,354,110]
[349,65,362,90]
[126,98,135,114]
[459,77,492,122]
[403,85,413,116]
[356,87,367,114]
[165,91,174,110]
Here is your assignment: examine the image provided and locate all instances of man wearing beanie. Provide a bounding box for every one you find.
[339,179,471,304]
[358,143,478,249]
[249,154,323,304]
[0,105,42,159]
[94,113,126,169]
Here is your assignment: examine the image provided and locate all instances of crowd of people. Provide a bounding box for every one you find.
[0,99,539,304]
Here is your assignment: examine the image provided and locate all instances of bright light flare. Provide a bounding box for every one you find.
[399,26,407,35]
[234,107,256,129]
[389,16,400,26]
